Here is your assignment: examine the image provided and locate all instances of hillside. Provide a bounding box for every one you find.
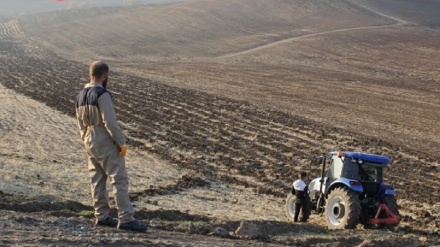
[10,0,438,159]
[17,0,393,60]
[0,0,439,245]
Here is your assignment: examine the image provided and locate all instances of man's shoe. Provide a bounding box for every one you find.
[96,216,118,227]
[117,220,147,232]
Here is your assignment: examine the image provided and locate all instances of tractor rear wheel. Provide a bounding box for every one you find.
[325,187,361,229]
[382,195,400,227]
[285,193,296,222]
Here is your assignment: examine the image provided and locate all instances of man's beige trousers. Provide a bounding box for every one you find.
[85,126,135,223]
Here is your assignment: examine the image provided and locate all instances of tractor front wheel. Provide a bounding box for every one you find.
[325,187,361,229]
[285,193,296,222]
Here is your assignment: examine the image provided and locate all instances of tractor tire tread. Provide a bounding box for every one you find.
[325,187,361,230]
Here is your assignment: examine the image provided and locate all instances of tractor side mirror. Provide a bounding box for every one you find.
[316,155,324,165]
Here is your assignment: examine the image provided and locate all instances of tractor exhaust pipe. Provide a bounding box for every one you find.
[316,154,326,214]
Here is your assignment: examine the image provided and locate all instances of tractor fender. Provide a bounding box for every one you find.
[376,182,395,199]
[327,178,363,195]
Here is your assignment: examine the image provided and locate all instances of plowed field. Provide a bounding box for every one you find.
[0,0,439,246]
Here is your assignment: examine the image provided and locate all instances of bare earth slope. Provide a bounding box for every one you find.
[0,0,439,245]
[17,0,393,60]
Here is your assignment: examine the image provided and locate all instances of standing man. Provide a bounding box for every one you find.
[292,172,310,223]
[75,61,146,232]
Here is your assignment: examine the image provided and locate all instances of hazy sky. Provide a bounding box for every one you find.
[0,0,183,19]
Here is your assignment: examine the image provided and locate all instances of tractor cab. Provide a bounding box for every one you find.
[327,151,390,199]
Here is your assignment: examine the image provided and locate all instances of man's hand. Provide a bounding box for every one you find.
[119,145,127,157]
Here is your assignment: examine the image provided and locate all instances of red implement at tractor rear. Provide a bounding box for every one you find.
[369,203,400,225]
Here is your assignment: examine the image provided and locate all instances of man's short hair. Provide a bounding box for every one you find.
[300,172,307,178]
[89,61,109,78]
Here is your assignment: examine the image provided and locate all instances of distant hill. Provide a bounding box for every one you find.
[15,0,394,61]
[9,0,440,65]
[362,0,440,29]
[0,0,184,20]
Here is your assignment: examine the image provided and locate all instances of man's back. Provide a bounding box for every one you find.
[75,83,125,146]
[76,85,108,125]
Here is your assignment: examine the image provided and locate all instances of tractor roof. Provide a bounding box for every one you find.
[331,151,390,165]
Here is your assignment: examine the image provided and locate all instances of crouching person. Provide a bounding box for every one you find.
[292,172,310,223]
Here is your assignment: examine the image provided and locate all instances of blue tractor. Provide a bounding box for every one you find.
[286,151,400,229]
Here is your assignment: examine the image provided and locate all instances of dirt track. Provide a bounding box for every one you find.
[0,0,439,245]
[217,0,408,59]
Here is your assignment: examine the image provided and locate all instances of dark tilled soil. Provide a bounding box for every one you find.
[0,30,438,205]
[1,191,438,246]
[0,31,439,244]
